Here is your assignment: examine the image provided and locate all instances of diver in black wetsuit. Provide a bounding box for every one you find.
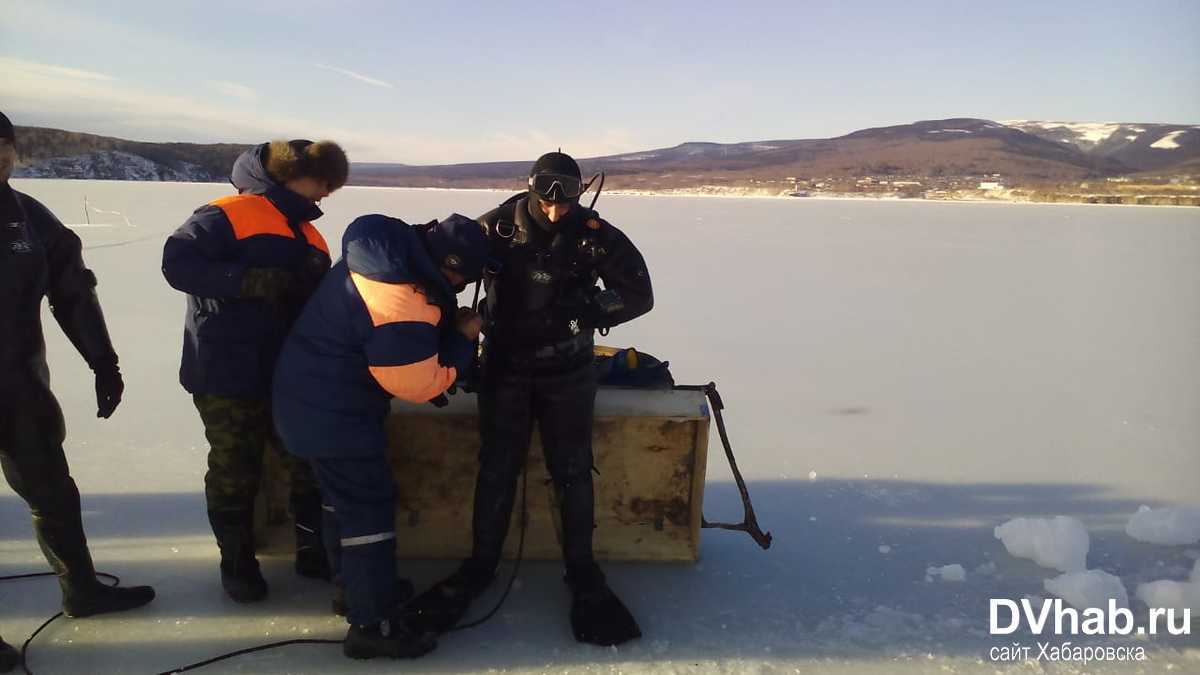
[407,151,653,646]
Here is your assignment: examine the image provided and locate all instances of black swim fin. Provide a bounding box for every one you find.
[566,563,641,646]
[405,559,494,634]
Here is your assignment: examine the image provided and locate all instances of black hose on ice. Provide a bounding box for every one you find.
[1,470,532,674]
[0,570,119,675]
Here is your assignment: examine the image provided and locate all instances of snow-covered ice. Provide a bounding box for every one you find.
[2,180,1198,673]
[1126,505,1200,545]
[1136,560,1200,613]
[1043,570,1129,610]
[994,516,1090,572]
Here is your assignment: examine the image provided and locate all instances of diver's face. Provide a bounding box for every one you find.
[538,199,572,223]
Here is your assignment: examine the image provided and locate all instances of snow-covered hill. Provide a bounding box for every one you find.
[1002,121,1200,173]
[14,150,218,181]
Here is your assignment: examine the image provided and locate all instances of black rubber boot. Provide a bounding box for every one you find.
[404,558,496,633]
[565,562,641,646]
[333,577,414,617]
[208,509,267,603]
[0,636,18,673]
[31,503,157,618]
[291,494,332,580]
[343,615,437,660]
[62,578,156,618]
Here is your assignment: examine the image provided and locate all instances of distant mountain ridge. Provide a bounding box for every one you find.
[351,118,1197,192]
[12,119,1199,192]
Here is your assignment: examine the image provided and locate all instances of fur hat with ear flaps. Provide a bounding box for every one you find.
[266,139,349,191]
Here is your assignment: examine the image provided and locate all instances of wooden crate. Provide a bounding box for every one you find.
[259,387,711,562]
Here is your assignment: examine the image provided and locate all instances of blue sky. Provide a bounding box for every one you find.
[2,0,1198,163]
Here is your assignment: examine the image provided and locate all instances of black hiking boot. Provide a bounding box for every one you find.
[62,579,156,618]
[0,637,18,673]
[333,577,414,617]
[343,616,437,660]
[220,558,268,603]
[209,509,268,603]
[565,562,641,646]
[404,558,495,633]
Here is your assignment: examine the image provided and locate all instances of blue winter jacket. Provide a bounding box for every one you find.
[273,214,475,458]
[162,144,330,398]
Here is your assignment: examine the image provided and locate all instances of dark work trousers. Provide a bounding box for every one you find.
[193,395,321,514]
[309,454,398,626]
[472,357,598,570]
[0,385,97,591]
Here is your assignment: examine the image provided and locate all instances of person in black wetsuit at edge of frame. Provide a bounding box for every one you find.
[0,111,155,673]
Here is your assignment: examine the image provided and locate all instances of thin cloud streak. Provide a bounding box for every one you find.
[314,64,394,89]
[1,58,646,163]
[0,56,115,82]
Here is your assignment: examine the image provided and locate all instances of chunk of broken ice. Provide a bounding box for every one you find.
[1125,505,1200,546]
[925,564,966,582]
[1044,570,1129,610]
[1135,559,1200,613]
[994,516,1089,572]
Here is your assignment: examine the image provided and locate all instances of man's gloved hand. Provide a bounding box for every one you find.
[240,267,294,302]
[95,367,124,419]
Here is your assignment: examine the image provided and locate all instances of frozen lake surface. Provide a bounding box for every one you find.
[2,180,1198,673]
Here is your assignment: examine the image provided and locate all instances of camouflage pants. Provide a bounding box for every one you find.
[193,395,319,513]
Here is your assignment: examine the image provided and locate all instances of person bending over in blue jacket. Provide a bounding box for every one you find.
[273,213,487,660]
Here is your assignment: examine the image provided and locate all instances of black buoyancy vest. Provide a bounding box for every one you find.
[483,196,603,346]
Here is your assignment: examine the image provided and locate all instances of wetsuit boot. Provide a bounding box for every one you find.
[32,490,155,618]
